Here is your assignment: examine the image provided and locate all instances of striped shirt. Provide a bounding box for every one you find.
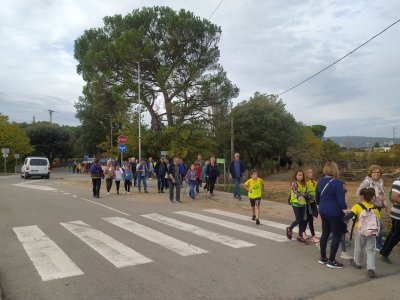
[391,179,400,220]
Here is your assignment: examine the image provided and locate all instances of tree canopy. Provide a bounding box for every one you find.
[74,6,239,134]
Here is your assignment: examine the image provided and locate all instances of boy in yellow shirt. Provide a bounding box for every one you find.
[344,187,380,278]
[243,169,266,225]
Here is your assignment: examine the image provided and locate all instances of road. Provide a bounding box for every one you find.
[0,169,399,300]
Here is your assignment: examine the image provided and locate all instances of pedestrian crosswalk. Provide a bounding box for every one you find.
[13,209,293,282]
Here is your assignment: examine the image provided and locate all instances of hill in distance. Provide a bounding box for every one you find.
[326,136,398,148]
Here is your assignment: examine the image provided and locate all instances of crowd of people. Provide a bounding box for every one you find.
[286,162,400,279]
[82,154,400,279]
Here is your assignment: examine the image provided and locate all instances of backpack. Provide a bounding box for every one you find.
[388,177,400,204]
[357,203,380,237]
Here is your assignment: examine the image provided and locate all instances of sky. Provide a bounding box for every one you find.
[0,0,399,137]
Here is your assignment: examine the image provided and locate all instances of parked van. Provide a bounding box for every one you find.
[21,157,50,179]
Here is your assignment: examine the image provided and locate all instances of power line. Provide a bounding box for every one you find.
[209,0,224,20]
[279,17,400,96]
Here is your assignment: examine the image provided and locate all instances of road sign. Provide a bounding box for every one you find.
[14,154,20,159]
[2,153,8,158]
[118,135,127,144]
[161,151,169,156]
[217,158,225,164]
[2,148,9,154]
[118,144,127,153]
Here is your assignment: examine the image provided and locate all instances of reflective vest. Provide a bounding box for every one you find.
[306,179,317,202]
[290,181,307,207]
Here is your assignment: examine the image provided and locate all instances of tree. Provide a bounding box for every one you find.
[218,92,300,168]
[0,114,33,164]
[309,125,327,139]
[288,126,323,167]
[26,122,71,162]
[74,6,239,132]
[374,142,380,148]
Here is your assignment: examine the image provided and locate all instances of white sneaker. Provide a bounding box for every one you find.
[128,192,131,195]
[340,252,353,260]
[124,191,127,195]
[107,192,110,195]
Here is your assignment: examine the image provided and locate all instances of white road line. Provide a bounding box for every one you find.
[16,180,44,185]
[13,225,84,281]
[142,213,255,249]
[203,209,322,236]
[79,197,130,216]
[61,221,152,268]
[175,211,288,243]
[104,217,208,256]
[72,195,78,198]
[62,192,70,195]
[13,184,57,191]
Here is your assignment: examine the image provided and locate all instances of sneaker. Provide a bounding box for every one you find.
[318,257,328,265]
[107,192,110,195]
[176,200,182,203]
[256,219,260,225]
[380,255,392,264]
[127,192,130,195]
[302,232,309,240]
[345,241,351,247]
[375,247,382,252]
[124,191,127,195]
[368,269,376,278]
[296,237,309,245]
[252,215,256,221]
[350,260,361,269]
[286,227,292,240]
[310,236,320,243]
[327,260,344,269]
[315,242,321,250]
[340,252,353,260]
[238,196,242,201]
[144,191,148,193]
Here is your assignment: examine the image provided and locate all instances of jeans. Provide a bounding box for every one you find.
[115,180,120,193]
[289,206,306,237]
[320,214,344,261]
[354,230,376,270]
[133,174,137,187]
[189,180,196,199]
[92,178,101,197]
[169,181,181,202]
[157,175,165,191]
[138,176,147,191]
[106,178,113,192]
[208,177,217,194]
[196,179,202,193]
[381,217,400,257]
[233,178,241,198]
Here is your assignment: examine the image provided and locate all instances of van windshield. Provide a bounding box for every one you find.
[30,159,48,166]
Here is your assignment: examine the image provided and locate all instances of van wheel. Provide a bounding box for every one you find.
[24,172,29,179]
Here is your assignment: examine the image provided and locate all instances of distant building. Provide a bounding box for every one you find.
[373,147,391,153]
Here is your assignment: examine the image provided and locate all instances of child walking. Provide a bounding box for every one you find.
[304,168,320,243]
[123,165,133,195]
[114,165,123,195]
[186,164,198,200]
[345,187,380,278]
[243,169,265,225]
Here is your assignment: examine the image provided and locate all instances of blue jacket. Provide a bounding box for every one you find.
[316,177,347,217]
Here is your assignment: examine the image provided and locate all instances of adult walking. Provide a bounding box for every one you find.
[356,165,385,251]
[104,159,115,196]
[89,158,104,198]
[137,159,148,193]
[206,157,220,198]
[168,157,183,203]
[229,153,244,200]
[154,157,167,193]
[148,157,154,180]
[316,162,349,269]
[380,176,400,264]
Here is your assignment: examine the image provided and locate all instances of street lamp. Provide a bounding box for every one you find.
[137,62,141,161]
[14,153,20,173]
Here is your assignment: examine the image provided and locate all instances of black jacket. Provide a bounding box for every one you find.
[229,160,244,179]
[206,164,220,179]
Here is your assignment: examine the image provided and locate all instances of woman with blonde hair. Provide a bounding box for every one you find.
[356,165,385,251]
[316,162,349,269]
[304,167,320,243]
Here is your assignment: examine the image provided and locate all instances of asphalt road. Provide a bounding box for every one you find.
[1,170,399,300]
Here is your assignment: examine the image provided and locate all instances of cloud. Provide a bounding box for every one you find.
[1,0,400,137]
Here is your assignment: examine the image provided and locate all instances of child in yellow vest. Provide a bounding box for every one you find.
[243,169,266,225]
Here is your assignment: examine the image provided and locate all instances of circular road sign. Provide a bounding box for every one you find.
[118,144,127,153]
[118,135,127,144]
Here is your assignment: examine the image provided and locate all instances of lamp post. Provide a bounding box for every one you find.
[137,62,141,161]
[14,153,20,173]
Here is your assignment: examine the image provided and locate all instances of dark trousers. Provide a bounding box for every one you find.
[106,178,113,192]
[157,175,165,191]
[320,214,344,261]
[208,177,217,194]
[195,179,201,193]
[169,181,181,202]
[381,217,400,257]
[92,178,101,197]
[289,206,306,237]
[305,202,317,236]
[133,174,137,187]
[124,180,131,192]
[115,181,120,193]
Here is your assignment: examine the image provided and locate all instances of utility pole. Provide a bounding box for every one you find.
[138,62,141,161]
[230,101,234,160]
[44,110,57,123]
[110,116,113,148]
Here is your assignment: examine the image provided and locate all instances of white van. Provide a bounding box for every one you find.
[21,157,51,179]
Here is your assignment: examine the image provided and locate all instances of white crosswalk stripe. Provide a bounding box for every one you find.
[13,225,84,281]
[61,220,153,268]
[203,209,322,236]
[104,217,208,256]
[174,211,288,242]
[142,213,255,248]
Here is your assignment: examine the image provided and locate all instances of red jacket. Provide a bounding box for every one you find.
[195,165,202,180]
